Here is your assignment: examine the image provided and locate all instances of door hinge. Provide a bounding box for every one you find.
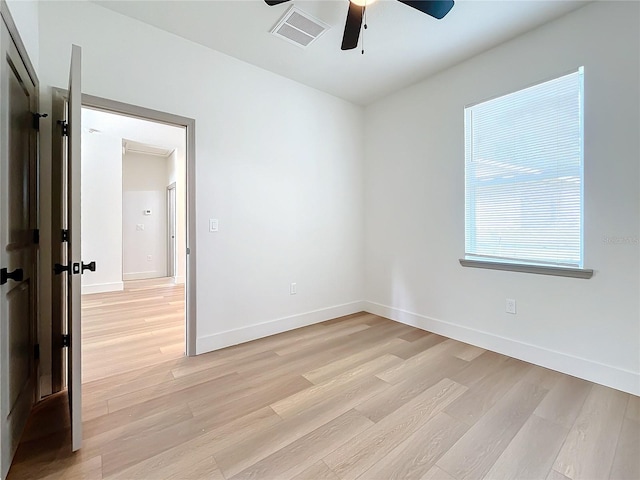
[62,229,69,242]
[54,263,70,275]
[34,343,40,360]
[62,334,70,348]
[57,120,69,137]
[1,267,23,285]
[32,112,48,131]
[54,263,80,275]
[33,229,40,244]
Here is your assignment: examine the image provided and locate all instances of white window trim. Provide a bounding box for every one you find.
[459,258,593,279]
[462,68,592,278]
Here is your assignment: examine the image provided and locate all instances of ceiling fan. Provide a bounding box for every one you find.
[265,0,455,50]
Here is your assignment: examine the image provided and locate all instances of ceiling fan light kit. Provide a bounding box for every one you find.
[265,0,455,51]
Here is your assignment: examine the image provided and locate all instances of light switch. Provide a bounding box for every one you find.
[136,224,145,231]
[209,219,219,232]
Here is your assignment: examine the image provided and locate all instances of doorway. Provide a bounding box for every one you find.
[79,104,191,382]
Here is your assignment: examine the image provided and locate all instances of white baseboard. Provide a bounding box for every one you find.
[123,271,163,281]
[81,281,124,295]
[364,301,640,396]
[174,275,185,285]
[196,301,366,355]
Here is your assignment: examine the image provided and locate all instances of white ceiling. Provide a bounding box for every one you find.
[93,0,589,105]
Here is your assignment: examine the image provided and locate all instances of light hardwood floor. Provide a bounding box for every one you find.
[8,280,639,479]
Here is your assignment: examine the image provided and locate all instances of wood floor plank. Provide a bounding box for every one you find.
[187,373,313,420]
[213,375,390,478]
[324,378,467,480]
[552,384,628,480]
[270,354,402,418]
[389,333,447,360]
[357,412,469,480]
[376,339,468,385]
[230,409,374,480]
[81,403,195,465]
[105,424,222,479]
[41,455,103,480]
[453,343,486,362]
[521,365,563,390]
[534,375,592,429]
[106,368,238,413]
[483,414,568,480]
[444,357,531,426]
[291,461,340,480]
[108,406,281,480]
[421,465,457,480]
[356,355,467,423]
[166,458,224,480]
[609,417,640,480]
[302,337,407,384]
[436,380,548,480]
[625,394,640,422]
[546,469,572,480]
[274,323,372,356]
[449,350,508,388]
[399,329,433,342]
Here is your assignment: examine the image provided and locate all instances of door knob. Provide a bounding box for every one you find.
[82,261,96,273]
[1,267,23,285]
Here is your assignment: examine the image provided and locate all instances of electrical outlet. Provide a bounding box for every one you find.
[147,255,152,262]
[506,298,516,314]
[290,283,297,295]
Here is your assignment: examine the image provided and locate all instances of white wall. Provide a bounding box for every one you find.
[5,0,38,70]
[38,1,365,355]
[81,130,123,294]
[364,1,639,394]
[122,151,168,280]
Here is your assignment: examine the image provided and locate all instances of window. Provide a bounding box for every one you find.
[464,68,585,270]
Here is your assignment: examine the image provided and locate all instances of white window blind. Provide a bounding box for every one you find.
[465,68,584,268]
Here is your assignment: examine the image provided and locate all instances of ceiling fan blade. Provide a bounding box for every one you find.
[264,0,291,6]
[397,1,455,19]
[341,2,365,50]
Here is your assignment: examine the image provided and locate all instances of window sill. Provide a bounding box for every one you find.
[459,259,593,279]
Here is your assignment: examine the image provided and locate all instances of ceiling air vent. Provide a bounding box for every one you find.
[271,6,329,48]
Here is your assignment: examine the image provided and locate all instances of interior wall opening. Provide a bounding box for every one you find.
[79,106,188,383]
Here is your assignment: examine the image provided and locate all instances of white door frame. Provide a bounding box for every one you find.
[81,95,197,356]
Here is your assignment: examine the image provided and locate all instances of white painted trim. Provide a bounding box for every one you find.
[122,272,164,281]
[364,301,640,396]
[174,275,185,285]
[81,282,124,295]
[196,301,366,354]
